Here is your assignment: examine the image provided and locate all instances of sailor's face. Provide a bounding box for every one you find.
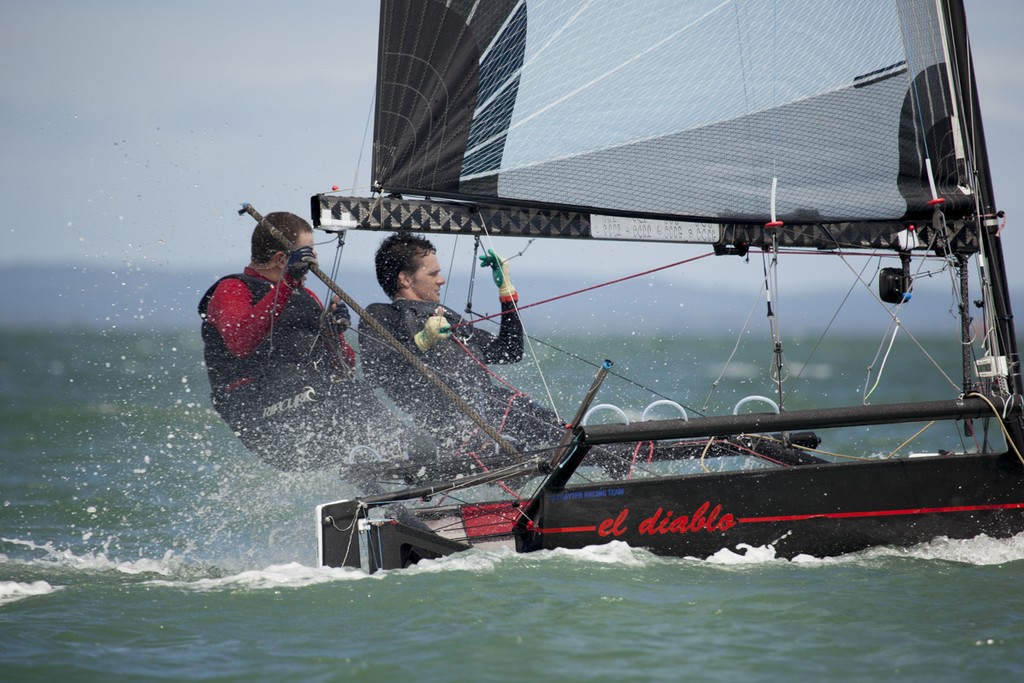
[403,253,445,303]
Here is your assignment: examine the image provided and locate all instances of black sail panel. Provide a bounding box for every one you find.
[374,0,478,193]
[374,0,524,194]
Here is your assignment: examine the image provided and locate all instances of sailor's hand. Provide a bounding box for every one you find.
[330,296,351,330]
[479,249,517,302]
[285,246,317,285]
[414,308,451,351]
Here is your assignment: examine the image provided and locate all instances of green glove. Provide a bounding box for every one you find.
[479,249,517,302]
[414,309,451,351]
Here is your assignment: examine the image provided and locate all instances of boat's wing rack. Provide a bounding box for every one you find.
[311,194,981,254]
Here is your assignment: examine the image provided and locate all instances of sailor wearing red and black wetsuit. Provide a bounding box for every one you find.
[199,211,420,473]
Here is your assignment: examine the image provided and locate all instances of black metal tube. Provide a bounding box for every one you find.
[579,395,1020,445]
[358,458,546,505]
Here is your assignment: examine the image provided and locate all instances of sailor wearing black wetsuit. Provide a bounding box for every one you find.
[359,234,564,459]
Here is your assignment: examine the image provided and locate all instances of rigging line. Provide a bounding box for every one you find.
[860,231,935,402]
[460,239,531,337]
[440,233,462,312]
[351,88,376,192]
[449,252,718,328]
[782,256,872,404]
[473,220,562,423]
[444,250,716,420]
[699,437,716,473]
[763,235,787,408]
[524,324,706,417]
[319,232,360,376]
[457,320,704,417]
[462,448,522,499]
[969,392,1024,465]
[765,247,951,262]
[863,323,900,404]
[450,334,523,396]
[829,243,961,395]
[936,223,980,355]
[894,219,968,390]
[702,278,766,413]
[465,236,482,318]
[883,421,936,460]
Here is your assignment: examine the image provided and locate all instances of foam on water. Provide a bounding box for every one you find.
[702,542,784,564]
[402,548,508,575]
[420,531,1024,575]
[543,539,655,566]
[707,531,1024,567]
[2,536,180,576]
[145,561,375,591]
[6,528,1024,593]
[0,580,61,606]
[851,531,1024,565]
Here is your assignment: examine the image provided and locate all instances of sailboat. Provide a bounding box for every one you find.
[310,0,1024,572]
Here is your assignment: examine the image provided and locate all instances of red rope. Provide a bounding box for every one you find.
[438,346,531,498]
[451,251,717,328]
[450,335,522,392]
[462,447,522,498]
[626,441,655,480]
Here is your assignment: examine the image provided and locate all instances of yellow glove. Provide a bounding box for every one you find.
[479,249,517,302]
[414,309,451,351]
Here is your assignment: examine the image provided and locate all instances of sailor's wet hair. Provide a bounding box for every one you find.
[251,212,313,263]
[375,233,436,298]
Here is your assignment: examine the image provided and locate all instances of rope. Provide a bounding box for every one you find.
[450,334,523,394]
[781,257,870,404]
[819,231,962,399]
[448,251,717,329]
[625,441,654,480]
[464,310,705,417]
[448,249,717,429]
[883,421,936,459]
[703,279,765,412]
[966,392,1024,466]
[326,509,361,569]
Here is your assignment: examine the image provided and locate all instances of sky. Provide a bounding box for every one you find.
[1,1,1022,300]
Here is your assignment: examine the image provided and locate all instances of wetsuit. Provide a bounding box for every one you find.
[199,268,417,472]
[359,298,564,459]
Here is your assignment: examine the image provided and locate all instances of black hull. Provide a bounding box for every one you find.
[524,451,1024,558]
[318,450,1024,570]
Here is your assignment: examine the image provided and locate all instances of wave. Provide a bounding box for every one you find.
[4,529,1023,597]
[0,580,62,606]
[2,537,180,576]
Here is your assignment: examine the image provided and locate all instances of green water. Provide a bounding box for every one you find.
[2,328,1023,682]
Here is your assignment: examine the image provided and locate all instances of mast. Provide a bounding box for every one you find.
[941,0,1023,451]
[944,1,1022,401]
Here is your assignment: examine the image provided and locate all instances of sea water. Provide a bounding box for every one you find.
[2,328,1024,682]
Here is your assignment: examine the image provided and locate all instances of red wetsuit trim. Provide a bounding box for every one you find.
[206,267,354,367]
